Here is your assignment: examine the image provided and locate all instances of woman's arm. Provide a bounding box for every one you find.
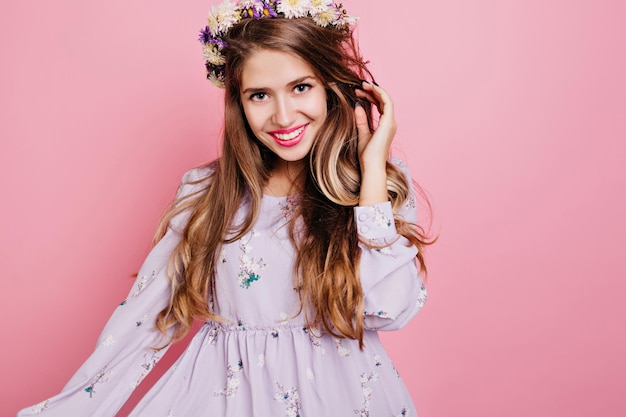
[17,168,208,417]
[355,159,427,331]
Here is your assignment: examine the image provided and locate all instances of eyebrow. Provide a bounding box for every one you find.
[241,75,317,95]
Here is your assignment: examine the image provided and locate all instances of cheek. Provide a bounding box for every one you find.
[307,94,328,122]
[318,93,329,121]
[242,105,264,132]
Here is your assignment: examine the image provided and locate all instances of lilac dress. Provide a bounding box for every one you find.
[18,159,427,417]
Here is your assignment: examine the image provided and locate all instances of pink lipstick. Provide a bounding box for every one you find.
[269,124,308,147]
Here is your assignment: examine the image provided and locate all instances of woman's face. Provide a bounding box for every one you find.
[240,49,328,166]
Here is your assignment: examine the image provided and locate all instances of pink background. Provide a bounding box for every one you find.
[1,0,625,416]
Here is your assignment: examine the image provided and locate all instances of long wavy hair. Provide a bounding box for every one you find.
[153,17,432,348]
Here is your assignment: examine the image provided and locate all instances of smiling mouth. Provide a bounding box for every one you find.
[271,125,306,141]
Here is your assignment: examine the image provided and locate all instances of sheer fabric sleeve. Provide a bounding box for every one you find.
[17,167,209,417]
[356,159,428,331]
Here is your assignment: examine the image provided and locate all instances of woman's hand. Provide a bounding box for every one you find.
[354,81,397,206]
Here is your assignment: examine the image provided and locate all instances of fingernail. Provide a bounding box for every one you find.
[354,102,363,108]
[361,79,371,84]
[373,81,380,87]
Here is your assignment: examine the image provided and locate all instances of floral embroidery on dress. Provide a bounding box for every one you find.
[84,367,113,398]
[132,351,162,389]
[31,399,49,414]
[373,354,382,367]
[304,327,325,353]
[119,271,156,307]
[370,206,392,229]
[238,230,267,288]
[136,313,148,327]
[131,270,157,298]
[167,410,176,417]
[214,360,243,397]
[404,194,416,209]
[375,246,393,255]
[279,196,300,219]
[335,339,351,357]
[364,310,391,319]
[101,334,116,347]
[354,371,379,416]
[206,326,219,345]
[274,382,302,417]
[271,328,280,338]
[395,406,410,416]
[258,354,265,367]
[306,368,314,380]
[238,253,266,288]
[393,158,406,168]
[416,283,428,311]
[237,317,248,330]
[367,237,395,257]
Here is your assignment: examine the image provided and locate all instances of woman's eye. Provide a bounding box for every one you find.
[250,92,268,101]
[294,84,311,94]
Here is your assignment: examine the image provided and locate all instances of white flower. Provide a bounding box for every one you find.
[306,368,314,379]
[258,354,265,366]
[310,0,333,12]
[277,0,310,18]
[335,13,358,27]
[202,44,226,66]
[209,73,226,88]
[207,0,241,35]
[240,0,263,12]
[311,7,340,27]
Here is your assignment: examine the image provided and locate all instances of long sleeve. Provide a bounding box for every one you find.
[18,168,209,417]
[356,159,428,331]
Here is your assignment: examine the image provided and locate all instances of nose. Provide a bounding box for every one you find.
[272,95,296,127]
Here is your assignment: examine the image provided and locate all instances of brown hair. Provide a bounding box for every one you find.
[153,17,432,348]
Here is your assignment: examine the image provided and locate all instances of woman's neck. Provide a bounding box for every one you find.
[264,160,306,197]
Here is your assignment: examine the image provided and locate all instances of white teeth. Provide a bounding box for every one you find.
[274,126,305,141]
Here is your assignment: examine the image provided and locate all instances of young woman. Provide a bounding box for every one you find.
[19,1,432,415]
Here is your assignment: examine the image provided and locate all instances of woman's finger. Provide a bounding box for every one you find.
[354,103,371,155]
[361,82,393,118]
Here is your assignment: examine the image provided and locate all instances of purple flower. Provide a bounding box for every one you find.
[198,26,211,43]
[263,1,278,18]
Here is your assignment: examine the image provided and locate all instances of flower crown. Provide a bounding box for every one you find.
[199,0,357,88]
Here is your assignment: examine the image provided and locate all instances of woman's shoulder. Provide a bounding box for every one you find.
[181,160,217,184]
[176,160,218,199]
